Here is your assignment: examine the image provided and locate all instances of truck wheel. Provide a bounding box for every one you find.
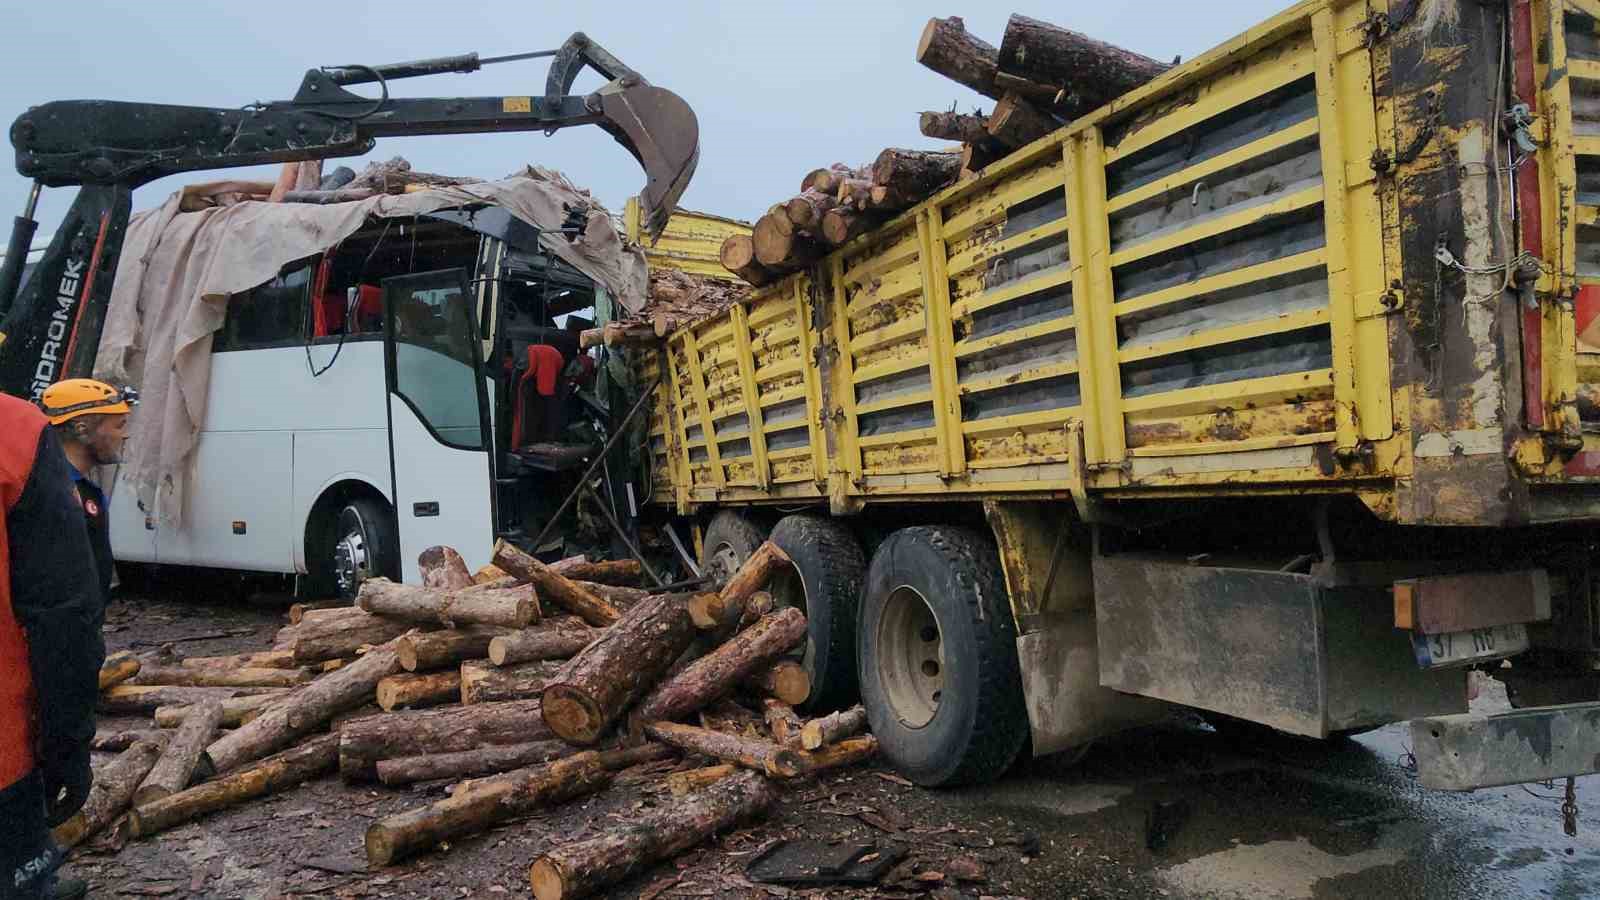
[859,526,1029,786]
[313,497,398,601]
[768,514,865,713]
[699,510,767,586]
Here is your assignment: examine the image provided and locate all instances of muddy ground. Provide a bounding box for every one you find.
[75,579,1600,899]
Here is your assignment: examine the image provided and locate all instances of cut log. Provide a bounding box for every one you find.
[541,592,697,745]
[579,322,658,350]
[872,147,961,198]
[784,191,839,231]
[180,649,298,670]
[986,92,1060,148]
[487,623,599,666]
[745,660,811,706]
[718,541,792,612]
[663,763,737,796]
[287,599,345,624]
[473,563,509,584]
[762,699,804,747]
[364,744,668,867]
[203,639,404,774]
[320,658,350,673]
[283,605,370,630]
[493,540,620,627]
[835,177,874,210]
[753,213,819,269]
[632,608,808,728]
[99,651,141,690]
[738,591,775,628]
[133,701,224,806]
[997,13,1169,116]
[719,234,774,286]
[461,659,562,705]
[100,685,279,715]
[154,692,285,728]
[338,698,552,781]
[820,207,875,246]
[643,721,804,778]
[917,16,1060,108]
[52,735,168,849]
[376,670,461,710]
[960,142,1001,179]
[126,734,338,839]
[919,110,992,144]
[572,581,650,609]
[418,545,474,591]
[396,626,507,672]
[800,704,868,750]
[130,665,315,689]
[795,734,878,774]
[547,558,642,587]
[686,591,735,631]
[528,768,778,900]
[286,613,421,663]
[91,729,166,753]
[374,739,571,786]
[358,577,540,629]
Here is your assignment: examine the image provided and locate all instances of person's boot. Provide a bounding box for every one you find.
[51,875,89,899]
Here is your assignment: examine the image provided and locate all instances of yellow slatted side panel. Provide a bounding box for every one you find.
[746,284,818,486]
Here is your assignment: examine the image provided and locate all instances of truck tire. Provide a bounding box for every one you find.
[768,514,865,713]
[311,497,399,601]
[699,510,767,586]
[859,526,1029,786]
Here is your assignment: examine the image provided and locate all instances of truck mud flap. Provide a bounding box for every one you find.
[1412,702,1600,791]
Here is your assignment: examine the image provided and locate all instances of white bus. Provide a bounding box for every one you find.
[109,207,611,597]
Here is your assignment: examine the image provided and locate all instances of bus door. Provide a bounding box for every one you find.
[382,268,496,581]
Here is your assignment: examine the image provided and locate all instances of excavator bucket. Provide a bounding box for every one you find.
[594,81,699,241]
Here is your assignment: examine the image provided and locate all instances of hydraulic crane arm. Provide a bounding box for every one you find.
[0,33,698,400]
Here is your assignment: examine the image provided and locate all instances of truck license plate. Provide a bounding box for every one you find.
[1411,623,1528,669]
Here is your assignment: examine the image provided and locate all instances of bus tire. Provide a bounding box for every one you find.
[699,509,767,586]
[312,496,398,601]
[859,525,1029,787]
[768,513,865,713]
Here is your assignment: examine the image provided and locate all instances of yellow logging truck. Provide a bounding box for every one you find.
[633,0,1600,791]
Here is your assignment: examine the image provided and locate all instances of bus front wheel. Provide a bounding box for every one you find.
[309,496,398,601]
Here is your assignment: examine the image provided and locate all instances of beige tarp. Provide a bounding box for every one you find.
[94,166,648,528]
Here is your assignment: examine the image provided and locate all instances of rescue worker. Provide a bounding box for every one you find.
[38,379,135,599]
[0,392,106,900]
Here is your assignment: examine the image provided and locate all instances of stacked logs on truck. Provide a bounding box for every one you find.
[580,266,752,350]
[85,539,882,894]
[915,15,1170,179]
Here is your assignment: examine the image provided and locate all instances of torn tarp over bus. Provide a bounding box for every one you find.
[94,166,648,528]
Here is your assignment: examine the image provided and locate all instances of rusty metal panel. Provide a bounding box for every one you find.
[1394,569,1553,635]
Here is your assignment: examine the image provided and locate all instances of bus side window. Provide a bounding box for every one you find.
[214,262,312,352]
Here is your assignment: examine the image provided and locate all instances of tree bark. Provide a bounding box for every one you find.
[802,165,866,195]
[744,660,811,706]
[376,670,461,710]
[917,16,1059,108]
[718,541,791,613]
[631,609,808,728]
[796,735,878,774]
[396,626,508,672]
[133,701,224,805]
[179,649,298,671]
[753,213,819,269]
[698,698,763,737]
[130,665,315,689]
[99,651,141,690]
[872,148,962,201]
[487,623,599,666]
[92,729,166,752]
[572,581,650,609]
[287,599,346,624]
[835,177,874,210]
[580,322,658,350]
[358,577,540,629]
[719,235,774,286]
[126,734,339,839]
[551,557,642,586]
[204,640,404,774]
[663,763,737,796]
[100,685,279,715]
[364,744,668,867]
[541,592,697,745]
[338,698,552,781]
[154,692,285,728]
[419,545,474,590]
[279,605,372,637]
[286,615,423,664]
[642,721,804,777]
[493,540,620,627]
[52,735,168,849]
[920,110,992,144]
[527,768,778,900]
[997,13,1169,117]
[820,208,875,246]
[800,705,868,750]
[461,659,562,705]
[374,739,571,786]
[785,191,838,231]
[762,699,804,747]
[986,92,1060,149]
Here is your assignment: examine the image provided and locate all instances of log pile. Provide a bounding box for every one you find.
[86,540,883,896]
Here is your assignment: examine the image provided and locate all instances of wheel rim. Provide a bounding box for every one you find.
[705,541,743,587]
[877,584,944,729]
[332,506,373,598]
[767,565,815,674]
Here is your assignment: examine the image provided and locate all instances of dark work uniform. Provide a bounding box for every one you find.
[69,469,113,602]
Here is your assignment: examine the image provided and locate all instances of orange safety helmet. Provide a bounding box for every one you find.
[38,378,138,425]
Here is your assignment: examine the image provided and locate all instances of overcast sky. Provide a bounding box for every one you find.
[1,0,1289,238]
